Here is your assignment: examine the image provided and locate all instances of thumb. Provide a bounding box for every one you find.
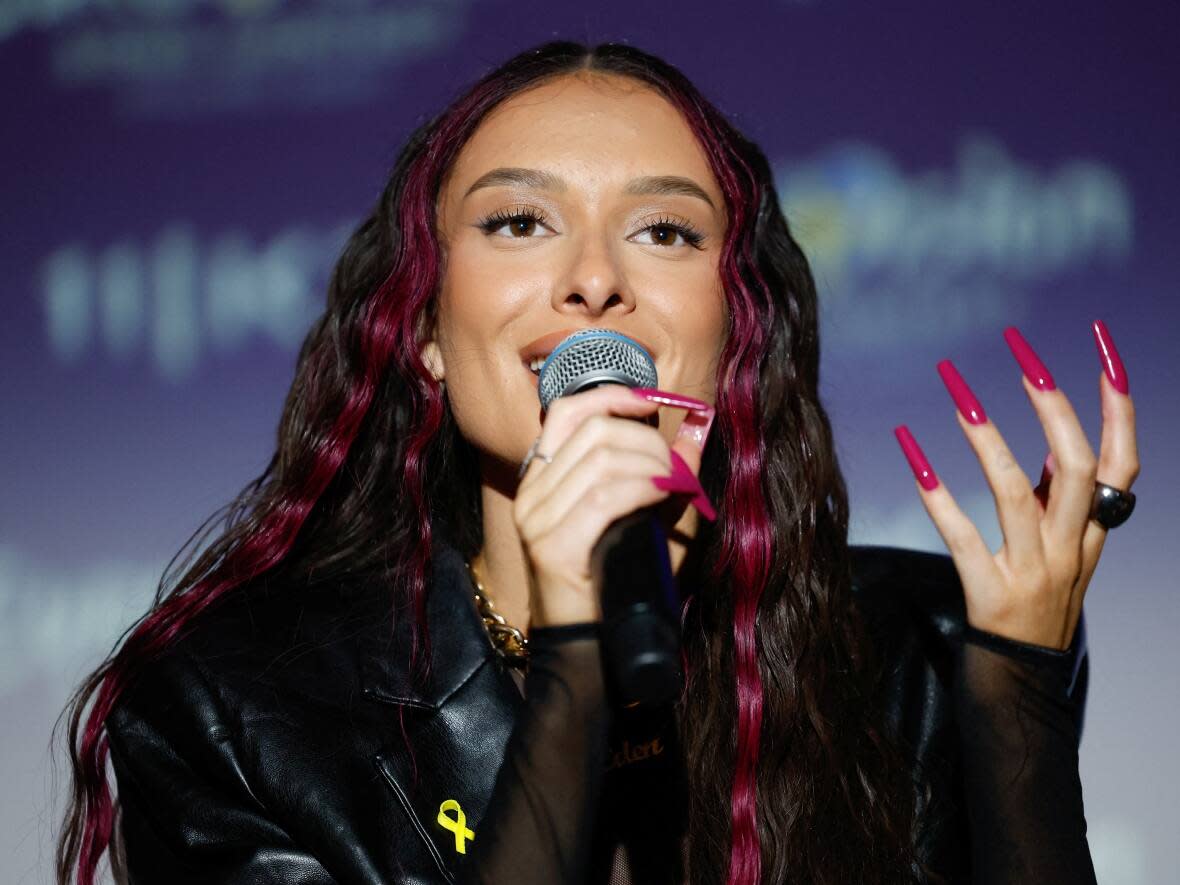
[669,401,715,476]
[667,402,717,522]
[630,387,717,522]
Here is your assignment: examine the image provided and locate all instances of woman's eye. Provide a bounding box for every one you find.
[499,217,541,237]
[639,224,684,246]
[632,222,706,249]
[480,212,550,238]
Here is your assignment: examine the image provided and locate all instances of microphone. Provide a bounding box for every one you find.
[536,328,682,707]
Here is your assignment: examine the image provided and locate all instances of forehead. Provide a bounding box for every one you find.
[445,73,719,196]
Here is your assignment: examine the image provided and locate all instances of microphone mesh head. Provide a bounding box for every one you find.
[537,328,658,411]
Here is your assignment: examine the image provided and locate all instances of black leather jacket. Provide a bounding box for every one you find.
[108,541,1095,883]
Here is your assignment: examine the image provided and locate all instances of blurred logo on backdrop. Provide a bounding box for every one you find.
[776,135,1133,354]
[41,221,354,380]
[3,0,472,115]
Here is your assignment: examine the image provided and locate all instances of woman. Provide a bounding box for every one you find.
[56,41,1139,884]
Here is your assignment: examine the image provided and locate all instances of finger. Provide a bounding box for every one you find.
[1093,321,1139,491]
[526,475,678,575]
[631,389,718,521]
[936,361,1042,574]
[661,394,717,477]
[519,385,660,486]
[1012,380,1089,635]
[1001,326,1099,604]
[599,386,715,480]
[523,446,673,537]
[1013,374,1097,561]
[954,412,1046,573]
[1077,359,1139,595]
[627,391,717,531]
[1079,324,1138,570]
[1062,320,1137,642]
[1002,328,1101,557]
[894,425,1000,603]
[520,412,671,515]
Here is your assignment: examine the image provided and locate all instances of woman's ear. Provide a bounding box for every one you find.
[421,340,446,383]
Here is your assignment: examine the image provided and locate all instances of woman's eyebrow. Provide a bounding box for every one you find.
[465,167,566,197]
[464,167,716,209]
[624,175,716,209]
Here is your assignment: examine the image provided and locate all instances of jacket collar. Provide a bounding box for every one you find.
[359,532,504,710]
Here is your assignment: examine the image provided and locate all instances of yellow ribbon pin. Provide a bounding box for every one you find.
[436,799,475,854]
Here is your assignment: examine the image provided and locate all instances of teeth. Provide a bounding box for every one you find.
[528,356,547,373]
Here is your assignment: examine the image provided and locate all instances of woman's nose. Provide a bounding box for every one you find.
[551,235,633,315]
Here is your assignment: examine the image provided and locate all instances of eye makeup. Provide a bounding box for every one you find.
[476,206,707,249]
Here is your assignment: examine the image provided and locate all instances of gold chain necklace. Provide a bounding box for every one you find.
[464,558,529,668]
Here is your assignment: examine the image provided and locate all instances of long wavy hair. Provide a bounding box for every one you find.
[56,41,921,884]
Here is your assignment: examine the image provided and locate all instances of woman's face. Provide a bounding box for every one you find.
[425,72,728,474]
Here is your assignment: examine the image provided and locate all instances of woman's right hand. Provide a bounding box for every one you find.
[513,385,691,628]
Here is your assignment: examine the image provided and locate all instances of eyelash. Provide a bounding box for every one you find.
[477,207,707,249]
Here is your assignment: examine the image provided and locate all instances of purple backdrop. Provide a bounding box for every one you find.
[3,2,1176,881]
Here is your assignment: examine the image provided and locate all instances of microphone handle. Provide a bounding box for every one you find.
[590,506,682,707]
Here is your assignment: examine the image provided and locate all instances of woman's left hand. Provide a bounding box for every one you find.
[895,321,1139,651]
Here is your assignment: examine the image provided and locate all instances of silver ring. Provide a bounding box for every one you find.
[518,436,554,480]
[1089,481,1135,529]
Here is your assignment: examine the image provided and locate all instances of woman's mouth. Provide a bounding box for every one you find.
[522,356,547,388]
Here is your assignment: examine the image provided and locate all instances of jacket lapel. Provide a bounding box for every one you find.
[359,536,513,710]
[359,533,524,881]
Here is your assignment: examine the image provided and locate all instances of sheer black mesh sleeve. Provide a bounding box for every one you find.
[953,623,1097,884]
[453,608,1101,885]
[456,623,609,885]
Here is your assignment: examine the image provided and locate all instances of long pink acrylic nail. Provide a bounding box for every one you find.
[1003,326,1056,391]
[630,388,717,453]
[633,386,717,519]
[936,359,987,425]
[651,451,716,521]
[631,387,711,411]
[894,425,939,491]
[1092,319,1129,395]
